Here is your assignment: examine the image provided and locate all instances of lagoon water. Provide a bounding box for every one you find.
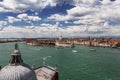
[0,42,120,80]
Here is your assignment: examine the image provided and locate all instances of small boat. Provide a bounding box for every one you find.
[89,49,96,51]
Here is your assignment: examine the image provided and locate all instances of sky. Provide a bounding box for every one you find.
[0,0,120,38]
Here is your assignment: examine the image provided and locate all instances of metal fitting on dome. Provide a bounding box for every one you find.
[43,57,46,66]
[9,43,23,65]
[15,43,18,50]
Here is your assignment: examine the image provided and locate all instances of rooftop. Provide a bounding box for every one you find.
[34,66,58,80]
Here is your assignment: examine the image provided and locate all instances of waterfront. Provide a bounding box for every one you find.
[0,42,120,80]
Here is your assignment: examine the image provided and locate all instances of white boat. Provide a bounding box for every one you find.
[89,49,96,51]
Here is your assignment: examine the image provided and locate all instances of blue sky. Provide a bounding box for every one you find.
[0,0,120,38]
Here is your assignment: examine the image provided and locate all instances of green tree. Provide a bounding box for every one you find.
[116,43,120,47]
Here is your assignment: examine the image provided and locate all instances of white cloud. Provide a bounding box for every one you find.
[6,14,41,24]
[51,0,75,6]
[0,23,120,38]
[0,7,10,12]
[17,13,41,21]
[45,0,120,37]
[17,13,27,19]
[1,0,120,37]
[64,21,72,24]
[67,6,97,17]
[40,23,53,27]
[27,16,41,21]
[0,25,57,38]
[0,0,48,12]
[101,0,112,5]
[48,14,73,21]
[0,21,7,30]
[7,16,21,23]
[0,0,118,13]
[66,26,87,32]
[0,26,33,38]
[0,0,75,13]
[0,21,7,26]
[48,0,120,26]
[0,0,92,13]
[48,6,98,21]
[0,0,29,12]
[100,5,120,20]
[73,15,105,26]
[87,26,103,32]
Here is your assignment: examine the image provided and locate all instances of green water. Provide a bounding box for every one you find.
[0,42,120,80]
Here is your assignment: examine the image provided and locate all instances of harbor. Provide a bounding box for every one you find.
[0,38,120,48]
[0,42,120,80]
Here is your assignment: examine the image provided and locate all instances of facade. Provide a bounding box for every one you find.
[34,58,59,80]
[55,36,74,48]
[55,41,74,47]
[0,44,59,80]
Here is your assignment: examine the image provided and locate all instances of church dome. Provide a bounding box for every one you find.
[0,63,36,80]
[0,44,37,80]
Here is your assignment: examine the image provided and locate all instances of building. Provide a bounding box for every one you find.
[34,57,59,80]
[55,36,74,48]
[0,44,59,80]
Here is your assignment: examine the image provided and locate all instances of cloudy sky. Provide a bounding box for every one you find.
[0,0,120,38]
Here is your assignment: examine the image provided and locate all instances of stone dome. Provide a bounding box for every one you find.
[0,44,37,80]
[0,63,37,80]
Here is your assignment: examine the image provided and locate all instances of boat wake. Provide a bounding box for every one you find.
[43,56,52,59]
[89,49,96,51]
[28,47,43,51]
[72,50,78,53]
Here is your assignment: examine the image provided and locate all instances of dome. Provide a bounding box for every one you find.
[0,44,37,80]
[0,63,37,80]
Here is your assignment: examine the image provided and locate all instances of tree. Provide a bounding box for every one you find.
[116,43,120,47]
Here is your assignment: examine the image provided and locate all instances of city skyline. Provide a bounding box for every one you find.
[0,0,120,38]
